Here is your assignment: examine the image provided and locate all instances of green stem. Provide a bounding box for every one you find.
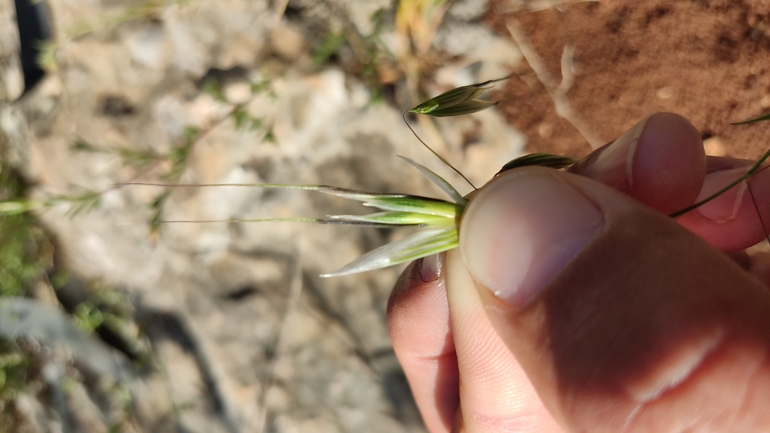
[670,148,770,218]
[402,112,477,190]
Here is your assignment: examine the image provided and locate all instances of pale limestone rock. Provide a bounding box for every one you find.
[0,0,23,101]
[11,0,527,431]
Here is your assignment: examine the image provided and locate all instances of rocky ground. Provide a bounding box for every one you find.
[0,0,768,432]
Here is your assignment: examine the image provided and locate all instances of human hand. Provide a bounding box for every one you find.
[388,113,770,432]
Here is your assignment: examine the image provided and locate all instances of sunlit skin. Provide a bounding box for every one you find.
[388,113,770,432]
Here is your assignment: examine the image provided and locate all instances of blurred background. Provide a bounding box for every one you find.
[1,0,768,432]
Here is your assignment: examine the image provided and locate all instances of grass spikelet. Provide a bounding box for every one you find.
[121,158,465,277]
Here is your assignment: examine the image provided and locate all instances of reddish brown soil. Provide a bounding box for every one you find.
[486,0,770,160]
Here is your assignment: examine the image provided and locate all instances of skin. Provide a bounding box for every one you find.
[387,113,770,433]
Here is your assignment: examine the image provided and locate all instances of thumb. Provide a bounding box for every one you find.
[451,167,770,432]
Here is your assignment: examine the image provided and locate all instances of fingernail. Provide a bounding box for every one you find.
[460,170,604,307]
[418,253,442,283]
[695,167,748,222]
[589,115,651,192]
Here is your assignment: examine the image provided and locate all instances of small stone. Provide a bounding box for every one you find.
[223,81,253,104]
[448,0,489,20]
[270,22,306,61]
[760,94,770,108]
[264,385,291,411]
[656,87,674,100]
[538,122,554,138]
[703,136,726,156]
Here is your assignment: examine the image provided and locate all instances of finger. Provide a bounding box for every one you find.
[444,250,565,433]
[570,112,770,251]
[456,167,770,432]
[388,255,458,433]
[675,162,770,251]
[744,251,770,288]
[569,112,705,215]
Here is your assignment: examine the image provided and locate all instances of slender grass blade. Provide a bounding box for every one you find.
[397,156,467,205]
[497,153,578,175]
[320,227,459,277]
[732,113,770,125]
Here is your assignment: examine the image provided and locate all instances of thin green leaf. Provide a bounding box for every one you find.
[427,99,498,117]
[328,211,453,226]
[408,75,511,115]
[731,113,770,125]
[497,153,578,175]
[353,194,462,218]
[397,155,467,205]
[409,99,439,115]
[409,86,487,114]
[315,186,462,217]
[320,227,458,277]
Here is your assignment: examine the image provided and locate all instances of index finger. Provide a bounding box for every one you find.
[569,112,770,251]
